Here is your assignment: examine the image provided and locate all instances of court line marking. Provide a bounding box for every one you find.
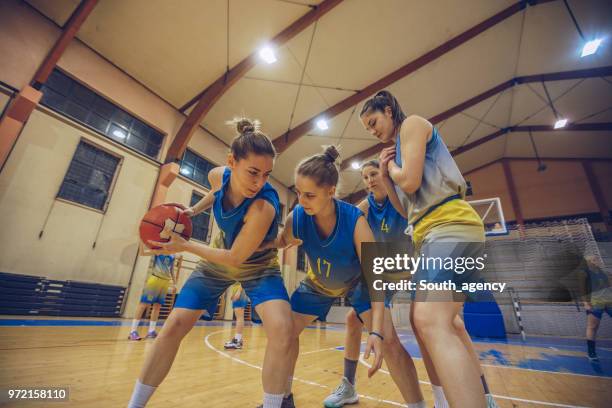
[300,347,339,355]
[357,355,590,408]
[205,328,591,408]
[203,330,406,407]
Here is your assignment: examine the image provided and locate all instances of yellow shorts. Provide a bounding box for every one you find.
[140,275,171,305]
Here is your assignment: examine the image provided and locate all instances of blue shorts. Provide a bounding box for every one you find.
[291,280,390,321]
[587,304,612,319]
[140,275,171,305]
[175,271,289,319]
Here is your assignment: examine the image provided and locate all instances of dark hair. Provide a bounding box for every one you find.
[360,90,406,127]
[297,145,340,187]
[361,159,380,171]
[227,117,276,160]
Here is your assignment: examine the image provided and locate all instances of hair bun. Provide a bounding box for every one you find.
[322,145,340,163]
[229,117,260,134]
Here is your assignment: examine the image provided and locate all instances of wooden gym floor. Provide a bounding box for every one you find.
[0,318,610,407]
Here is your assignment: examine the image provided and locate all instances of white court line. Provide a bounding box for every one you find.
[300,346,338,355]
[205,329,592,408]
[357,355,590,408]
[203,330,405,406]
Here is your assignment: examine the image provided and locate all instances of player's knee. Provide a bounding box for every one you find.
[266,317,294,350]
[411,308,448,339]
[157,314,193,341]
[453,315,467,333]
[346,311,362,335]
[587,318,600,330]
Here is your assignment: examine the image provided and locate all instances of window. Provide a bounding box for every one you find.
[41,69,164,160]
[466,180,473,196]
[180,149,215,188]
[297,245,307,271]
[57,141,120,211]
[190,192,212,243]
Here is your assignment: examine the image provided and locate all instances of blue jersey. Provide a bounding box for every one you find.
[366,193,408,242]
[152,255,174,280]
[213,167,280,249]
[293,199,363,297]
[199,167,280,280]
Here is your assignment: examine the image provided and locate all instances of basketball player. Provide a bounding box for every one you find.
[127,118,294,408]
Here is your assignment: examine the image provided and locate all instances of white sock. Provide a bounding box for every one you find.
[127,379,156,408]
[235,333,242,341]
[285,376,293,397]
[263,393,284,408]
[432,385,449,408]
[131,319,140,332]
[406,401,426,408]
[149,321,157,332]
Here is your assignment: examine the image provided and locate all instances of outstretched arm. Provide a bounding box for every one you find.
[150,198,277,268]
[353,216,383,377]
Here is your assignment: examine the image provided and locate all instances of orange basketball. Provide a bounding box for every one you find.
[139,203,193,249]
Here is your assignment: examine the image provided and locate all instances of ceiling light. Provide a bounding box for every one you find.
[259,46,277,64]
[316,119,328,131]
[581,38,602,57]
[554,118,568,129]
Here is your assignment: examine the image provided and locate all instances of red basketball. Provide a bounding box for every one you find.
[139,203,193,249]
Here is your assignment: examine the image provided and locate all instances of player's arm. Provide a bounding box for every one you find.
[353,216,384,377]
[259,211,302,250]
[387,115,432,194]
[357,199,369,219]
[184,166,224,216]
[382,175,407,219]
[151,198,276,267]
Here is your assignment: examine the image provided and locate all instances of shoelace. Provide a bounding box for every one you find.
[333,381,347,395]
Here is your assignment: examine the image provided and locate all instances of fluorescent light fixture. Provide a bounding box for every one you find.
[316,119,329,130]
[581,38,602,57]
[554,118,568,129]
[112,129,126,139]
[259,46,277,64]
[351,161,360,170]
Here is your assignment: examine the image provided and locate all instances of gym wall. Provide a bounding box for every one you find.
[465,159,611,227]
[0,0,297,317]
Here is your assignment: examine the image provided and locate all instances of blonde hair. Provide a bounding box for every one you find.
[296,145,340,187]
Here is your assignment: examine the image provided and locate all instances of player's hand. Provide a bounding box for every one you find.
[379,146,396,177]
[148,232,188,255]
[182,207,195,217]
[364,333,384,378]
